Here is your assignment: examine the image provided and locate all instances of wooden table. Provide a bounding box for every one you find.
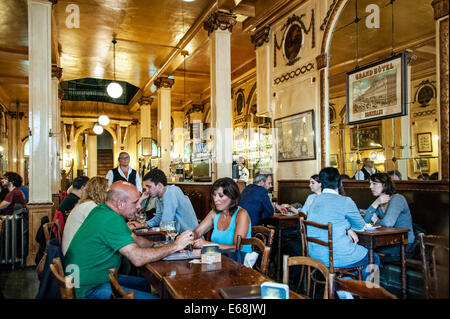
[133,229,165,242]
[355,227,410,299]
[261,213,300,281]
[141,255,305,299]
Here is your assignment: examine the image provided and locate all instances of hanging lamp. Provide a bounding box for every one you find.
[106,38,123,98]
[98,102,110,126]
[93,123,104,135]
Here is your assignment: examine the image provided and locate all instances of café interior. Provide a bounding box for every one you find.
[0,0,448,300]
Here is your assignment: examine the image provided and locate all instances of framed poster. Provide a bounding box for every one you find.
[414,157,430,173]
[346,52,408,125]
[330,154,338,167]
[274,110,316,162]
[417,132,433,153]
[350,125,383,150]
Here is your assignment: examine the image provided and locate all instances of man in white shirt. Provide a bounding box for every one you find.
[354,158,377,180]
[106,152,142,193]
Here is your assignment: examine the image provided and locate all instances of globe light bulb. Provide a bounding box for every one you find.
[93,123,104,135]
[98,115,110,126]
[107,82,123,98]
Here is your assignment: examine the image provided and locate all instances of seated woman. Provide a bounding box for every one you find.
[285,174,321,216]
[0,172,26,215]
[193,177,252,253]
[62,176,109,255]
[307,167,379,281]
[362,173,416,262]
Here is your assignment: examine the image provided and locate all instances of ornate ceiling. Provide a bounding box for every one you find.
[0,0,437,120]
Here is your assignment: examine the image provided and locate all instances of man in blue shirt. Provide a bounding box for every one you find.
[239,173,287,226]
[129,168,199,234]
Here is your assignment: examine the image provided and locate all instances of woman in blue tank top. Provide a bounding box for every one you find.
[193,178,252,253]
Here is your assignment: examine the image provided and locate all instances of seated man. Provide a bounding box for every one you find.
[0,172,26,215]
[239,173,287,226]
[58,176,90,214]
[64,181,193,299]
[307,167,380,281]
[129,169,199,234]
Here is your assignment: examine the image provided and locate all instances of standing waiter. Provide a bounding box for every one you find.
[106,152,142,193]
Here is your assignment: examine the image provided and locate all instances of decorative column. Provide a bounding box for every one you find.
[155,77,174,175]
[27,0,53,265]
[87,133,97,177]
[51,65,62,213]
[316,53,330,168]
[251,26,272,118]
[139,96,154,156]
[204,11,236,180]
[172,110,185,161]
[432,0,449,181]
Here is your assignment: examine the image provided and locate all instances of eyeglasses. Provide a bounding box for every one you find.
[119,156,130,160]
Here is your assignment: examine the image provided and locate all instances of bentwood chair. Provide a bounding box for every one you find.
[49,257,76,299]
[43,220,62,243]
[330,277,397,299]
[283,255,330,299]
[236,235,272,276]
[299,217,363,297]
[251,225,275,249]
[109,268,135,299]
[417,233,449,298]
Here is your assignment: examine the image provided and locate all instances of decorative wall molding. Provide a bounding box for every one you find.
[431,0,449,20]
[273,62,314,85]
[320,0,338,31]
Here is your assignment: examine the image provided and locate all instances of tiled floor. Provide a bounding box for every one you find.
[0,265,39,299]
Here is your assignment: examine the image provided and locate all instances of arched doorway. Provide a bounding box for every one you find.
[97,130,114,177]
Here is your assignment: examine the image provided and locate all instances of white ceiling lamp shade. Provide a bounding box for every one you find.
[98,114,110,126]
[93,123,104,135]
[106,38,123,99]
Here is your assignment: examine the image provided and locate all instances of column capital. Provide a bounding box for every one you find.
[203,11,237,36]
[316,53,330,70]
[52,65,63,79]
[251,26,270,49]
[138,95,154,105]
[431,0,449,20]
[186,103,204,115]
[154,77,175,89]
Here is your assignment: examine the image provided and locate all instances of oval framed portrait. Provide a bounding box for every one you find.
[235,91,245,115]
[283,23,303,63]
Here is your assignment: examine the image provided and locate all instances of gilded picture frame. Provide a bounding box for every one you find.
[417,132,433,153]
[346,52,408,125]
[274,110,316,162]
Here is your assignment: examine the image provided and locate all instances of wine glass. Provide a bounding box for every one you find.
[166,221,180,243]
[136,209,147,225]
[160,221,170,243]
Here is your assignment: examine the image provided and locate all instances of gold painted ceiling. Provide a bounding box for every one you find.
[0,0,437,118]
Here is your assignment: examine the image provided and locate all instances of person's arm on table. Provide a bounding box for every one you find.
[119,230,193,267]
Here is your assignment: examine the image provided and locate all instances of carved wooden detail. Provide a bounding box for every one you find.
[431,0,449,20]
[203,11,237,36]
[154,77,175,89]
[52,65,63,79]
[316,53,329,70]
[439,18,449,180]
[138,95,154,105]
[251,26,270,49]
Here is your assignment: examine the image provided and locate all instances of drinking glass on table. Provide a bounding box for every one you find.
[166,221,180,243]
[136,208,147,224]
[160,221,171,243]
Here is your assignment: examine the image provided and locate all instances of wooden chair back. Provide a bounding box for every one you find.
[299,217,334,273]
[418,232,449,298]
[251,225,275,248]
[236,181,246,193]
[236,235,271,276]
[43,220,62,243]
[109,268,135,299]
[331,277,397,299]
[283,255,330,299]
[49,257,76,299]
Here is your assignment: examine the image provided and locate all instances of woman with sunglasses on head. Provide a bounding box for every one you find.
[361,173,416,262]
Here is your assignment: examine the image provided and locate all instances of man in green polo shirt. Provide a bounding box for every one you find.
[64,181,193,299]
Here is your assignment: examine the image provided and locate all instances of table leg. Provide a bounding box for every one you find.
[401,242,407,299]
[368,247,374,265]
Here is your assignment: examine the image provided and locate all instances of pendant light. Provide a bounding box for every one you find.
[93,123,104,135]
[98,102,110,126]
[106,38,123,98]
